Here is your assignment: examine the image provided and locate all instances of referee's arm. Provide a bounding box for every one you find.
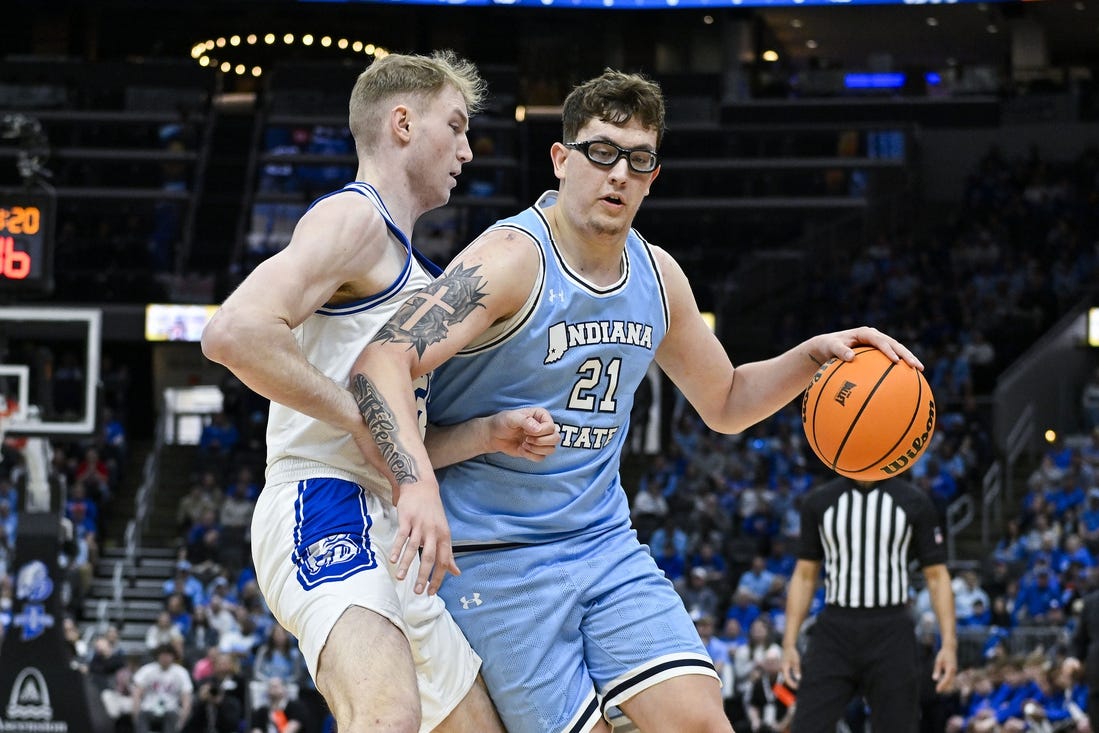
[923,563,958,692]
[781,559,821,688]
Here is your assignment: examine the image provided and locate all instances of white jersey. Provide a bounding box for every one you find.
[265,182,439,496]
[250,182,480,731]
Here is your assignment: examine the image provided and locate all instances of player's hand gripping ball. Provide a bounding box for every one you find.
[801,347,935,480]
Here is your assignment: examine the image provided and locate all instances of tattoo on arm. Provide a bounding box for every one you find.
[352,373,418,485]
[371,262,488,357]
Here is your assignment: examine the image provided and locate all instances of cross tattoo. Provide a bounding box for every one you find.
[402,285,454,330]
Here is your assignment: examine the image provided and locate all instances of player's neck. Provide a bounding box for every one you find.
[355,162,417,234]
[546,205,626,285]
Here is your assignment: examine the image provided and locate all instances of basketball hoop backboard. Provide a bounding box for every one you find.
[0,306,100,437]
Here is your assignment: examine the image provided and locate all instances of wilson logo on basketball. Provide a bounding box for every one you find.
[880,399,936,476]
[834,380,856,406]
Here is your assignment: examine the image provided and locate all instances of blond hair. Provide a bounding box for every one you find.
[349,49,487,151]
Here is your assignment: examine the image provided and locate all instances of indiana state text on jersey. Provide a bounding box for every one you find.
[544,319,654,365]
[547,317,656,451]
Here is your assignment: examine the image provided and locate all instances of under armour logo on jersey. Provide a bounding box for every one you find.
[459,593,483,609]
[934,526,943,545]
[548,289,565,304]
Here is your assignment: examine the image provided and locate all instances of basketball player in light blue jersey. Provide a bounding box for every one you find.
[202,51,559,733]
[350,69,924,732]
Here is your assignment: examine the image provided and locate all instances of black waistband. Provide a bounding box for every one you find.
[452,541,529,556]
[821,603,909,618]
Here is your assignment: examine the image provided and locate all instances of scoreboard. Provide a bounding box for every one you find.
[0,189,54,296]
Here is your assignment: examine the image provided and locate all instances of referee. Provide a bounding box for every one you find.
[780,476,957,732]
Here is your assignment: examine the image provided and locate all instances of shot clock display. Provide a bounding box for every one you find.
[0,189,54,295]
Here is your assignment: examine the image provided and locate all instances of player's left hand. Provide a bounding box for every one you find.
[391,482,459,595]
[487,407,560,461]
[810,325,924,371]
[932,646,957,693]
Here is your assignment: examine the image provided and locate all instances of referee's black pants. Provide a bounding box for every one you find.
[790,605,919,733]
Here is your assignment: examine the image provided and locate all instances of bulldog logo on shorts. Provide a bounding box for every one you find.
[296,533,377,588]
[304,535,362,573]
[292,478,379,589]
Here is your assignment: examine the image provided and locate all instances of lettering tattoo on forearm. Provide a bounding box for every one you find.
[371,262,488,357]
[352,373,418,485]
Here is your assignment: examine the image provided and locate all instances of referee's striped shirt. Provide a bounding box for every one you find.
[797,477,947,609]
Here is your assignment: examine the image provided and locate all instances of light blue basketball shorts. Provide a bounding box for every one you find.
[440,525,719,733]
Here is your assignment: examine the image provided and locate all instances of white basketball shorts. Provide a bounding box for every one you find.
[251,475,482,730]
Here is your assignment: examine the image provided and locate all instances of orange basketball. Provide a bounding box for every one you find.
[801,346,935,481]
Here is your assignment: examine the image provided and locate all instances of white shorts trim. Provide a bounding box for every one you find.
[559,689,602,733]
[599,652,721,717]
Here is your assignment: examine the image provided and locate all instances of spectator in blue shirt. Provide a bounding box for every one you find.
[949,668,996,731]
[654,540,686,585]
[163,560,206,609]
[1045,436,1076,473]
[638,454,680,499]
[1015,659,1079,729]
[989,659,1041,725]
[954,569,992,625]
[718,617,747,648]
[1058,534,1095,574]
[1078,489,1099,547]
[957,598,992,629]
[736,555,779,606]
[922,456,959,519]
[197,411,240,469]
[687,540,727,585]
[693,614,732,690]
[725,590,761,634]
[165,591,193,638]
[648,517,689,562]
[0,498,17,543]
[1046,472,1087,516]
[1013,565,1063,624]
[764,537,796,578]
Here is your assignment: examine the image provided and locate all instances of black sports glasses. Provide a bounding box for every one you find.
[564,140,659,174]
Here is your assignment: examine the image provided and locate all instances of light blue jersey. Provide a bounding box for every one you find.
[429,190,670,548]
[428,192,718,733]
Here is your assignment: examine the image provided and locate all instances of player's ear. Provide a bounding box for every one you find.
[391,104,412,143]
[549,142,569,181]
[644,165,660,195]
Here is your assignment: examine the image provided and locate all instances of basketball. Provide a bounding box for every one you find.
[801,346,936,481]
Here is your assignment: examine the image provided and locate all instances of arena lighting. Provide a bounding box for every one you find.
[189,32,389,77]
[844,72,906,89]
[298,0,1017,8]
[1087,306,1099,346]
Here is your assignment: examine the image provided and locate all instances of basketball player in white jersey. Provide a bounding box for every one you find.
[349,69,924,732]
[201,51,557,733]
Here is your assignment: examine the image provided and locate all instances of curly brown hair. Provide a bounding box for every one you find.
[561,69,665,149]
